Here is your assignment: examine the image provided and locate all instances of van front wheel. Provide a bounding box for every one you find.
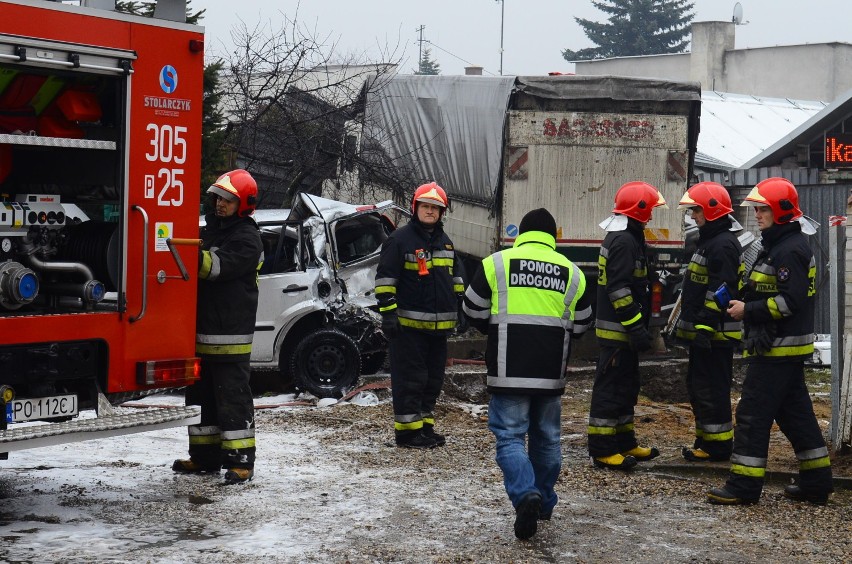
[291,329,360,399]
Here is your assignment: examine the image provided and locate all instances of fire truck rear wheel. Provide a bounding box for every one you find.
[291,329,361,399]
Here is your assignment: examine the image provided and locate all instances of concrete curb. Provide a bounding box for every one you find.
[643,461,852,491]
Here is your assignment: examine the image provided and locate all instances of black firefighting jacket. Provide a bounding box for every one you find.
[196,213,263,361]
[676,216,743,347]
[375,219,465,333]
[742,221,815,362]
[595,218,651,347]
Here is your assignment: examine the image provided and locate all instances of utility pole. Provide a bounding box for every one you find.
[416,25,426,74]
[496,0,504,75]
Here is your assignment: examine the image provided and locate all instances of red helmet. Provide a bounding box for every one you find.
[677,182,733,221]
[207,169,258,217]
[740,177,802,224]
[411,182,449,214]
[613,181,667,223]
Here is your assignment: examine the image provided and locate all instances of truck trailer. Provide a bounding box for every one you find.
[0,0,205,456]
[343,74,702,320]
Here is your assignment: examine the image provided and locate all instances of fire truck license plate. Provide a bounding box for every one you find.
[5,395,78,423]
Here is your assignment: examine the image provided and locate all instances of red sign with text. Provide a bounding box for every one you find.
[825,133,852,168]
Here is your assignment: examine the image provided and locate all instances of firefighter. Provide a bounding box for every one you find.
[173,169,263,485]
[676,182,743,462]
[462,208,592,540]
[708,177,833,505]
[374,182,465,448]
[588,181,667,470]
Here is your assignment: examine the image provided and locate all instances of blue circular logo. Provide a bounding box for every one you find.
[159,65,178,94]
[506,224,519,237]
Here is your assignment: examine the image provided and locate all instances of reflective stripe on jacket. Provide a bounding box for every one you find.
[196,213,263,361]
[374,220,464,333]
[463,230,592,395]
[595,220,651,347]
[742,222,815,361]
[676,218,744,345]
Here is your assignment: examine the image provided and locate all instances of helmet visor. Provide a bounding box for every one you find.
[207,185,239,202]
[677,192,697,211]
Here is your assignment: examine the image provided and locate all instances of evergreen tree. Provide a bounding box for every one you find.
[201,61,229,197]
[563,0,694,62]
[115,1,205,23]
[415,48,441,75]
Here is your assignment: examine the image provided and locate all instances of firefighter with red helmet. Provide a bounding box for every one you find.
[374,182,465,448]
[173,169,263,484]
[708,177,833,505]
[676,182,743,462]
[588,181,667,469]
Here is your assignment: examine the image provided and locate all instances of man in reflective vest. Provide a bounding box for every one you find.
[375,182,465,449]
[173,169,263,485]
[708,177,833,505]
[463,208,592,540]
[676,182,743,462]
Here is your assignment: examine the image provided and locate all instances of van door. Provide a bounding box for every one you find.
[252,221,315,364]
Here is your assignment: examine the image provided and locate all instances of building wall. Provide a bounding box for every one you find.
[573,53,690,82]
[573,22,852,102]
[724,45,852,102]
[688,21,735,92]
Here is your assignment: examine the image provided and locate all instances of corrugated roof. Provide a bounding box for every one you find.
[698,91,827,170]
[743,87,852,169]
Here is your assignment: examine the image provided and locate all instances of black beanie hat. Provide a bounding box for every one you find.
[519,208,557,238]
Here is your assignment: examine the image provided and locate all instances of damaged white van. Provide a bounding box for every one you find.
[203,193,407,398]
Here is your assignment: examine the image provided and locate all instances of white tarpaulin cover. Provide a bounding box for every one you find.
[365,75,515,205]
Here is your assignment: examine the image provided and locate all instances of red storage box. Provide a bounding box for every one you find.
[56,89,102,122]
[38,115,84,139]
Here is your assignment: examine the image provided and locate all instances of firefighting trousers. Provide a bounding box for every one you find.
[588,346,641,458]
[185,359,256,469]
[686,345,734,460]
[389,329,448,438]
[724,360,833,500]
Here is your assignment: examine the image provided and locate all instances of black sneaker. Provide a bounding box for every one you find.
[172,459,220,474]
[706,486,759,505]
[783,484,830,506]
[514,492,542,540]
[395,432,438,449]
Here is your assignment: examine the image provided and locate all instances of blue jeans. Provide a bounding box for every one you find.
[488,393,562,514]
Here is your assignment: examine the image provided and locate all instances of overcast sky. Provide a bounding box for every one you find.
[196,1,851,76]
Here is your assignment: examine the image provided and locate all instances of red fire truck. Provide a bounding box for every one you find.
[0,0,204,457]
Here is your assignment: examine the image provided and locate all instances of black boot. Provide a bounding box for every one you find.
[706,486,759,505]
[172,459,220,474]
[422,423,446,447]
[783,484,830,506]
[223,467,254,485]
[395,430,438,449]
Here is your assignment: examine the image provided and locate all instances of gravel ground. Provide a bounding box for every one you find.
[1,367,850,563]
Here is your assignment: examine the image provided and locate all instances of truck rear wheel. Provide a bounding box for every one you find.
[291,329,360,399]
